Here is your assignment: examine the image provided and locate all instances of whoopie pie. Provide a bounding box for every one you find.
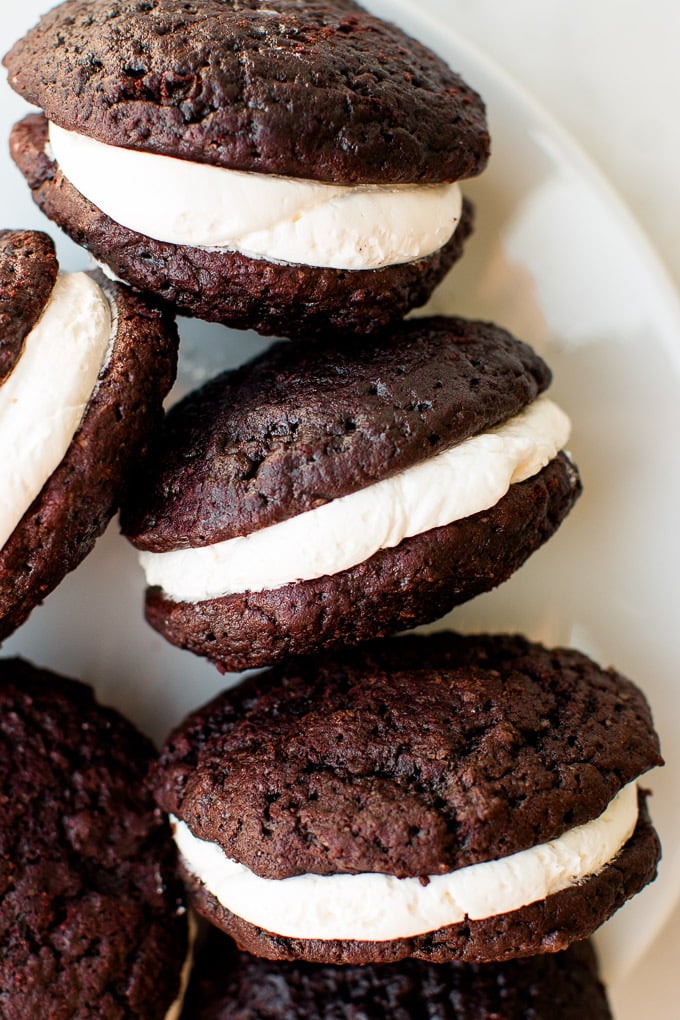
[5,0,488,338]
[0,229,178,642]
[122,316,581,670]
[152,633,662,965]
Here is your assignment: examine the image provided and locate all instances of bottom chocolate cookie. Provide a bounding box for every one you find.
[12,114,474,340]
[145,454,581,672]
[181,930,612,1019]
[180,801,659,965]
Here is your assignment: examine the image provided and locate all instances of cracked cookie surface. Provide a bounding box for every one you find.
[5,1,487,336]
[123,317,552,550]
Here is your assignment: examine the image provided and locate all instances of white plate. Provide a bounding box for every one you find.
[2,0,680,992]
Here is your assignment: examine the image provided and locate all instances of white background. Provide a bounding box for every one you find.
[1,2,679,1016]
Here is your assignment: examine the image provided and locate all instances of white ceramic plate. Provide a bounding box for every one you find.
[2,0,680,992]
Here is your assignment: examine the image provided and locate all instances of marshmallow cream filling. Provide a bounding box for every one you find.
[0,272,113,552]
[140,396,571,603]
[172,781,639,942]
[48,122,463,271]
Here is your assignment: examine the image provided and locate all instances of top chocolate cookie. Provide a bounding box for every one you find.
[0,229,57,382]
[5,0,489,184]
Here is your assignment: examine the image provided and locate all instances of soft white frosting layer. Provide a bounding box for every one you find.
[140,396,571,603]
[0,273,113,552]
[48,122,463,270]
[172,782,638,942]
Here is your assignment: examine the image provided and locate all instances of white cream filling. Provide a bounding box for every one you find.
[48,122,463,270]
[172,782,639,942]
[0,273,113,552]
[139,396,571,603]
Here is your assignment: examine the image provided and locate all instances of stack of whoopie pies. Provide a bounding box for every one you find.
[1,1,663,1018]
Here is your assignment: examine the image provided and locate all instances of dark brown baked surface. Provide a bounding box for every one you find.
[180,799,659,965]
[0,658,187,1019]
[0,273,178,642]
[4,0,489,185]
[143,454,582,671]
[123,316,552,551]
[153,631,661,880]
[10,114,473,337]
[0,228,57,382]
[182,932,613,1019]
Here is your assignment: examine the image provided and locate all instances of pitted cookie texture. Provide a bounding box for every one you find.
[180,812,659,964]
[6,0,488,335]
[0,658,187,1019]
[10,114,474,337]
[121,318,579,669]
[143,456,581,672]
[153,633,661,964]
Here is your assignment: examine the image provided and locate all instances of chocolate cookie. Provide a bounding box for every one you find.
[153,633,662,965]
[0,231,178,642]
[0,658,188,1019]
[181,931,613,1019]
[0,229,57,381]
[5,0,489,336]
[122,317,581,670]
[5,0,488,183]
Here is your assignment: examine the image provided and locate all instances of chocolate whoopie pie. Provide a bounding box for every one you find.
[5,0,488,338]
[122,316,581,671]
[152,633,662,966]
[181,930,613,1020]
[0,229,178,642]
[0,658,188,1019]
